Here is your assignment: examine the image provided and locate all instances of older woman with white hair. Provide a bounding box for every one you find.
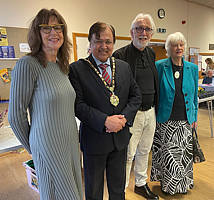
[150,32,198,195]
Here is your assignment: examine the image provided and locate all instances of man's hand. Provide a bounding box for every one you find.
[105,115,127,133]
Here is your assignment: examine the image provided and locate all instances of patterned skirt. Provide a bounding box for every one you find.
[150,120,194,195]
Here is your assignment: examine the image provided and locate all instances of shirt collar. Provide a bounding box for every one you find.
[92,54,111,67]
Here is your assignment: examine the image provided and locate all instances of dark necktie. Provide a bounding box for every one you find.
[99,64,111,85]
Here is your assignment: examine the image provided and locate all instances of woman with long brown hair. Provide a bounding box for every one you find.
[8,8,82,200]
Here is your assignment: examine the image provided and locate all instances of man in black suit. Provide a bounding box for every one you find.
[113,13,159,200]
[69,22,141,200]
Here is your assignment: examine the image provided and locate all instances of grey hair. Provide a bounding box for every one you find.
[165,32,187,57]
[130,13,156,34]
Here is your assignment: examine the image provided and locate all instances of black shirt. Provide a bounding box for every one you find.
[112,42,159,113]
[135,47,155,108]
[169,63,187,120]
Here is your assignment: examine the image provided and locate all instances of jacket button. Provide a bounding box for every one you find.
[186,101,188,104]
[185,93,187,96]
[187,108,189,111]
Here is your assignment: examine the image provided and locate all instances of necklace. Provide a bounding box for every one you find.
[173,64,182,79]
[84,57,119,107]
[174,71,180,79]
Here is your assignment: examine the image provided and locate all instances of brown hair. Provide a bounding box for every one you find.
[205,58,214,65]
[27,8,72,74]
[205,58,214,69]
[88,22,116,44]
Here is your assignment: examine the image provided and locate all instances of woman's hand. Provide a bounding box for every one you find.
[192,122,197,128]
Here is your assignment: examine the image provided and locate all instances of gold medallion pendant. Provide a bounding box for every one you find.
[84,57,120,107]
[110,93,119,107]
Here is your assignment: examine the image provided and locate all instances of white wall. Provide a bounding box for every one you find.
[0,0,214,54]
[187,3,214,52]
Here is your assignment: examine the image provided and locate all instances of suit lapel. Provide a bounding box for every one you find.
[163,58,175,90]
[88,54,99,70]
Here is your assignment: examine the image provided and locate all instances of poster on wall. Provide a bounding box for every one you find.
[0,27,8,46]
[0,68,11,83]
[0,46,15,58]
[19,43,31,53]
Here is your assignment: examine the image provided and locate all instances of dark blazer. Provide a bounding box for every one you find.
[113,43,159,113]
[69,55,141,155]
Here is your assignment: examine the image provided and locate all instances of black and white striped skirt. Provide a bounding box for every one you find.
[150,120,194,195]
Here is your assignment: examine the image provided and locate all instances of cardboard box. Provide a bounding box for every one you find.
[23,160,39,193]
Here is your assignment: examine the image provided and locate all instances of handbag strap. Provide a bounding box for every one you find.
[192,127,198,140]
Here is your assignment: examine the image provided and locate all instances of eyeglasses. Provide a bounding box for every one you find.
[39,24,64,34]
[134,26,153,33]
[93,39,113,45]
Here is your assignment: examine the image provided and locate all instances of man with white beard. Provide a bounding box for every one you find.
[113,13,159,200]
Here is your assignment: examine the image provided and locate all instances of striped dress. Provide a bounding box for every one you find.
[8,56,83,200]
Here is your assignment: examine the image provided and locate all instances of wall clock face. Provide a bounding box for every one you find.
[158,8,165,19]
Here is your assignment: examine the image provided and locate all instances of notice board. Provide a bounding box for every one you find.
[0,26,28,100]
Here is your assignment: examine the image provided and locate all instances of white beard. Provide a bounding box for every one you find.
[133,39,149,50]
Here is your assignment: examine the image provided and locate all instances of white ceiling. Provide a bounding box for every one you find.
[186,0,214,9]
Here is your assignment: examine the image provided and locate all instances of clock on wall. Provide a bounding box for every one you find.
[158,8,165,19]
